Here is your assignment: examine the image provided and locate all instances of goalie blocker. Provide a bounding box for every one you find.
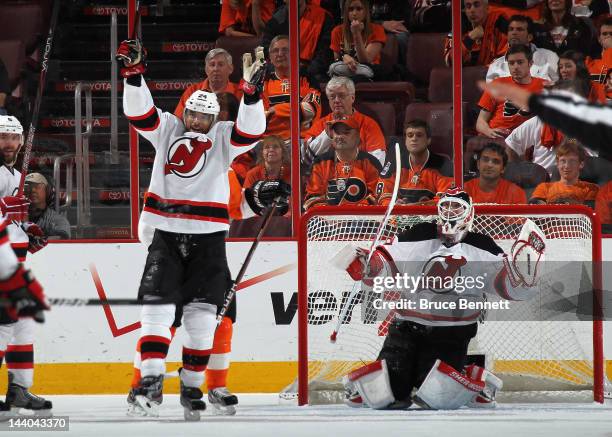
[333,189,544,408]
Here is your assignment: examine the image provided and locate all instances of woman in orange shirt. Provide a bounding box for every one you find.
[243,135,292,189]
[558,50,607,103]
[328,0,387,80]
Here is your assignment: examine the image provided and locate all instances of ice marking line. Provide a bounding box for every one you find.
[89,262,297,337]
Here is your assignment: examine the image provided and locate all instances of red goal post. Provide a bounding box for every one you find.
[297,204,605,405]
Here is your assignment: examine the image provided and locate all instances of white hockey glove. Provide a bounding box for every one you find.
[504,219,546,287]
[240,46,266,104]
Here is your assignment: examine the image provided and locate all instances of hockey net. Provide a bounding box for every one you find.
[295,205,607,405]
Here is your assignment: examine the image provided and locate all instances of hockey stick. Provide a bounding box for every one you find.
[330,142,402,342]
[216,199,279,324]
[0,297,180,307]
[130,0,142,40]
[0,202,279,309]
[17,0,61,195]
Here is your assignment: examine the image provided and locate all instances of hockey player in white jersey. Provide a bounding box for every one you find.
[0,115,51,416]
[335,188,543,410]
[117,38,274,419]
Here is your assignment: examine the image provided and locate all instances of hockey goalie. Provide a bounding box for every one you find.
[334,188,545,410]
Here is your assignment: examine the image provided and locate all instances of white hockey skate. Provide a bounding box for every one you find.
[208,387,238,416]
[132,375,163,417]
[5,374,52,417]
[180,381,206,421]
[126,387,147,417]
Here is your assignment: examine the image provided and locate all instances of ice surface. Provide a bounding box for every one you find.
[2,394,611,437]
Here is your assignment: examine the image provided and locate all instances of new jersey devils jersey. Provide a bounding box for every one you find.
[372,222,535,327]
[123,76,266,235]
[0,166,29,260]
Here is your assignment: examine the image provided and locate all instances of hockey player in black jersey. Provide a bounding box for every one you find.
[117,38,285,419]
[334,188,544,410]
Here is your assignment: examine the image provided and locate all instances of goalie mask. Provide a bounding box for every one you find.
[0,115,24,166]
[183,90,220,134]
[436,188,474,246]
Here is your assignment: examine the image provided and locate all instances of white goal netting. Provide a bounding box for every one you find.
[295,206,606,404]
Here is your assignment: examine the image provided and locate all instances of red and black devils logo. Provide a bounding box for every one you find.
[421,255,467,294]
[164,136,212,178]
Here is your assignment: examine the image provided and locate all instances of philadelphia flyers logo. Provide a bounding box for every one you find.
[328,177,367,204]
[502,99,531,117]
[421,255,467,294]
[164,136,212,178]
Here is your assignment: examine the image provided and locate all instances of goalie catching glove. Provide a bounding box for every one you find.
[240,46,267,104]
[503,219,546,287]
[116,39,147,78]
[244,180,291,216]
[0,265,49,323]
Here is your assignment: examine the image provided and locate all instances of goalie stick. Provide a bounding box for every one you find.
[330,142,402,342]
[17,0,60,195]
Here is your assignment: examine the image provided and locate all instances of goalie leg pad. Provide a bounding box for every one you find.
[413,359,485,410]
[465,364,503,408]
[344,360,395,409]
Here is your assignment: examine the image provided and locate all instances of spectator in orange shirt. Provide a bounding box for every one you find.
[530,140,598,206]
[595,180,612,229]
[558,51,607,103]
[464,142,527,204]
[261,0,334,86]
[606,68,612,101]
[304,116,381,209]
[377,119,453,205]
[444,0,508,67]
[218,0,275,37]
[476,44,546,138]
[302,76,386,167]
[243,135,292,188]
[174,49,241,119]
[328,0,387,80]
[586,17,612,84]
[262,35,322,140]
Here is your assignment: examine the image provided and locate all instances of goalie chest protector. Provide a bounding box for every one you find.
[377,222,508,326]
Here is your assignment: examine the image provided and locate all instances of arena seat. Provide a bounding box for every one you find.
[405,33,447,85]
[428,66,488,105]
[503,162,549,194]
[215,36,261,83]
[403,102,468,159]
[0,3,44,55]
[380,32,398,67]
[355,101,397,139]
[0,39,25,89]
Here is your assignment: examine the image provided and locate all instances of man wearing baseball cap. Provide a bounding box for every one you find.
[25,173,71,239]
[304,116,381,210]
